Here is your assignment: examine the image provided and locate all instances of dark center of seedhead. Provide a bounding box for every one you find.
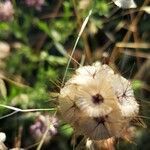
[121,91,126,97]
[94,116,107,125]
[92,93,104,104]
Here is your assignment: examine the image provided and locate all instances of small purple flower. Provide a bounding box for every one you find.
[24,0,45,10]
[30,114,59,142]
[0,0,14,21]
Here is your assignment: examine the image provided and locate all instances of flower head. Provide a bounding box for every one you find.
[0,132,6,142]
[59,62,139,140]
[30,114,59,142]
[74,78,116,117]
[24,0,45,10]
[110,74,139,117]
[112,0,137,9]
[0,0,14,21]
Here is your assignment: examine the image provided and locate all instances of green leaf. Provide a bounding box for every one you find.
[0,22,10,31]
[34,19,51,37]
[132,80,143,90]
[60,124,73,137]
[54,42,68,57]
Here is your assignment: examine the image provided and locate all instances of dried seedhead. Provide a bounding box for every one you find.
[59,62,139,141]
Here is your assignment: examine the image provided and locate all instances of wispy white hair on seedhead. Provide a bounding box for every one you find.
[69,62,102,85]
[110,74,139,117]
[75,61,102,77]
[112,0,137,9]
[67,62,119,118]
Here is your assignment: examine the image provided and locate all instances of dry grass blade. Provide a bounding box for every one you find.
[0,104,56,112]
[141,6,150,14]
[61,9,92,87]
[119,49,150,59]
[116,42,150,49]
[0,110,18,119]
[36,127,49,150]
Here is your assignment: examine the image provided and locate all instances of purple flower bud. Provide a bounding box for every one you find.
[0,0,14,21]
[30,114,59,142]
[24,0,45,10]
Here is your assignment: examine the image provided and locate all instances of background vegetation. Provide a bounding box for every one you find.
[0,0,149,149]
